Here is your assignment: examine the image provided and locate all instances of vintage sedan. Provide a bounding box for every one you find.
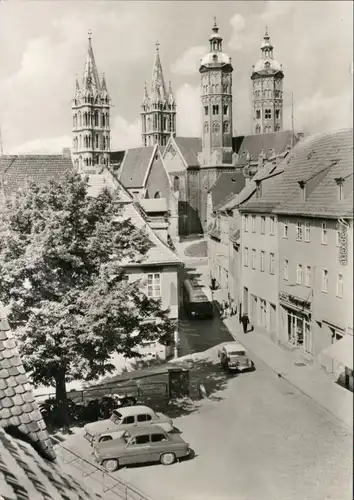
[218,342,254,372]
[84,405,174,445]
[93,425,191,472]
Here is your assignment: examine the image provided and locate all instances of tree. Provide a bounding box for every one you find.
[0,172,175,424]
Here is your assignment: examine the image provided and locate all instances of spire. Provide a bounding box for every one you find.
[261,27,274,55]
[151,41,167,102]
[82,29,101,92]
[209,17,223,52]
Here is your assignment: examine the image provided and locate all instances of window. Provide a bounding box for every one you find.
[147,273,161,297]
[269,253,275,275]
[212,105,219,115]
[337,274,344,297]
[305,266,311,287]
[137,414,152,422]
[283,220,288,238]
[260,251,265,272]
[321,222,328,244]
[275,109,280,118]
[296,264,303,285]
[256,110,261,119]
[204,106,208,115]
[151,434,167,443]
[336,223,341,247]
[173,176,180,192]
[256,125,261,134]
[261,216,266,234]
[269,217,275,235]
[243,215,249,232]
[283,259,289,281]
[223,105,228,115]
[244,247,249,267]
[252,215,256,233]
[304,221,310,242]
[135,435,150,445]
[223,121,229,133]
[122,416,135,424]
[322,269,328,292]
[265,109,272,119]
[296,221,302,241]
[251,249,256,270]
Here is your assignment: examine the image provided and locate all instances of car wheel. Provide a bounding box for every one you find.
[160,452,176,466]
[99,436,112,443]
[102,459,119,472]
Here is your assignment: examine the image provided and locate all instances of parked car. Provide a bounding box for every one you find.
[93,425,191,472]
[218,342,254,373]
[84,405,174,445]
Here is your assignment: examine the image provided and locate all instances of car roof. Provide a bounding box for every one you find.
[126,425,166,437]
[114,405,153,416]
[224,342,245,352]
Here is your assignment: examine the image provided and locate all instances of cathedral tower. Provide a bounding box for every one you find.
[199,19,233,166]
[72,31,111,172]
[141,42,176,147]
[251,29,284,134]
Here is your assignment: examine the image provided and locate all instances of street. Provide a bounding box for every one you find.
[62,282,352,500]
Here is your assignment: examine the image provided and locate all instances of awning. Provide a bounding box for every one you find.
[321,335,353,370]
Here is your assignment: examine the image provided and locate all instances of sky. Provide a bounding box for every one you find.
[0,1,352,154]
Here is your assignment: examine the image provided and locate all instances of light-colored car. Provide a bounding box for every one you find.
[84,405,174,445]
[218,342,254,372]
[93,425,191,472]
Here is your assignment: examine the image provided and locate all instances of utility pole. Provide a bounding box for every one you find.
[291,92,295,148]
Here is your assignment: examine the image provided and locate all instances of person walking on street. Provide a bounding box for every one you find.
[241,312,250,334]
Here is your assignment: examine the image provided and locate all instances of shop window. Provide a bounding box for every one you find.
[337,274,344,297]
[244,247,249,267]
[305,266,311,287]
[283,259,289,281]
[322,269,328,293]
[283,220,288,238]
[147,273,161,298]
[296,264,303,285]
[321,222,328,244]
[296,221,302,241]
[304,221,310,242]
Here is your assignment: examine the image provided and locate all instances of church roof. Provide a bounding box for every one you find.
[117,146,156,188]
[239,129,353,218]
[174,137,202,167]
[209,172,246,211]
[233,130,295,163]
[0,154,73,199]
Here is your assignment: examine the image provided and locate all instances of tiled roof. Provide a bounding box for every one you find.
[139,198,168,213]
[118,146,155,188]
[241,129,353,218]
[0,155,73,198]
[232,130,296,163]
[174,137,202,167]
[210,172,246,211]
[0,305,55,461]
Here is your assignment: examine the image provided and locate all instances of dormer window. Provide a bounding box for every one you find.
[255,180,262,198]
[298,180,306,201]
[335,177,345,201]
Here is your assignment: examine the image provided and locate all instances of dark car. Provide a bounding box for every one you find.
[93,425,191,472]
[218,342,254,372]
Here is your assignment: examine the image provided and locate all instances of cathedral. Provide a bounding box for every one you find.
[72,20,298,239]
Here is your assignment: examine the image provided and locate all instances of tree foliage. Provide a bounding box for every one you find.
[0,172,175,409]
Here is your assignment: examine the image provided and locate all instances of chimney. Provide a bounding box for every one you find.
[334,177,345,201]
[62,147,71,159]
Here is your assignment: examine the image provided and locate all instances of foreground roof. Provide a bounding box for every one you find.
[0,154,73,198]
[240,129,353,218]
[210,171,246,211]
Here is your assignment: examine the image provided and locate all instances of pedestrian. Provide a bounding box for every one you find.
[241,312,250,334]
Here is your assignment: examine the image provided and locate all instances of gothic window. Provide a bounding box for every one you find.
[78,112,82,127]
[88,135,91,148]
[73,114,77,128]
[94,111,99,126]
[204,122,209,133]
[212,84,215,94]
[212,105,219,115]
[204,106,208,115]
[103,136,106,150]
[102,114,106,127]
[205,84,209,93]
[163,117,167,130]
[215,84,219,93]
[256,125,261,134]
[95,134,99,148]
[147,117,151,132]
[79,135,82,148]
[223,121,229,133]
[154,114,157,129]
[106,114,109,127]
[107,136,110,150]
[223,83,228,93]
[223,104,228,115]
[256,109,261,119]
[212,122,220,133]
[275,125,280,131]
[265,109,272,119]
[173,176,180,192]
[275,109,280,118]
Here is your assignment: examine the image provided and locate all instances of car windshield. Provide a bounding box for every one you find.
[110,411,122,424]
[229,351,246,356]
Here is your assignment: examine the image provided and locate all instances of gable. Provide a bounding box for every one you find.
[163,139,188,174]
[145,156,171,200]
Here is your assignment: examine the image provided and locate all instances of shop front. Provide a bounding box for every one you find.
[279,292,313,355]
